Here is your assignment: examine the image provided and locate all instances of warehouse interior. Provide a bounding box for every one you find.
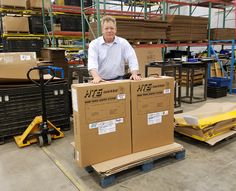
[0,0,236,190]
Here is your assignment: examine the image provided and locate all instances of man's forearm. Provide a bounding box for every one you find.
[90,69,103,84]
[131,70,139,75]
[90,69,100,79]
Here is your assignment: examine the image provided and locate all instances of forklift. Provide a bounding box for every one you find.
[14,66,64,147]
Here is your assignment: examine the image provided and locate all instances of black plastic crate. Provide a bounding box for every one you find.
[28,16,51,34]
[207,86,228,98]
[64,0,80,6]
[57,15,88,32]
[2,39,43,57]
[64,0,92,7]
[0,80,71,143]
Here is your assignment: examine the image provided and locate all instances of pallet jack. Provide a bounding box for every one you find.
[14,66,64,147]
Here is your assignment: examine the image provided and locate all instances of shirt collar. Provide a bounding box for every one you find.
[100,36,119,45]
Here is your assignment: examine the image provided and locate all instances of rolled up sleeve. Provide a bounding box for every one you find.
[124,42,139,72]
[87,40,98,72]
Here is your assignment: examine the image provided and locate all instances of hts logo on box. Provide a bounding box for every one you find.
[84,89,103,98]
[137,84,152,92]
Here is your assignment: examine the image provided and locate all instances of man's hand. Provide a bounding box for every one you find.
[90,70,104,84]
[130,71,141,80]
[91,76,104,84]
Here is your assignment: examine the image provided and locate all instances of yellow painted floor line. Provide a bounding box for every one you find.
[42,147,86,191]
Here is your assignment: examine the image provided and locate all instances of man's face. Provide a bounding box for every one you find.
[102,21,116,43]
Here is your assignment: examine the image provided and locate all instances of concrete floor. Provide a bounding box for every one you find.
[1,92,236,191]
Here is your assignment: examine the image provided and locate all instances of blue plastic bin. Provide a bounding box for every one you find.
[208,77,230,87]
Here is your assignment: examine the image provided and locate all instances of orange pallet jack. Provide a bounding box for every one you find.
[14,67,64,147]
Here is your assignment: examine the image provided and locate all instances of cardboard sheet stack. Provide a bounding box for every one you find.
[89,18,168,41]
[175,102,236,145]
[210,28,236,40]
[165,15,208,42]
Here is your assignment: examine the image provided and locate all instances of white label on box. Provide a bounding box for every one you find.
[163,89,171,94]
[147,112,162,125]
[163,110,169,115]
[20,55,31,61]
[115,118,124,124]
[89,123,98,129]
[98,120,116,135]
[117,94,126,100]
[71,88,78,112]
[0,96,2,102]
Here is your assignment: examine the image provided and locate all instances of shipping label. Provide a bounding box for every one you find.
[147,112,162,125]
[117,94,126,100]
[98,120,116,135]
[163,89,171,94]
[20,55,31,61]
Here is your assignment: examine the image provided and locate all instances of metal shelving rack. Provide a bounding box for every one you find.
[0,1,49,53]
[80,0,235,48]
[80,0,235,92]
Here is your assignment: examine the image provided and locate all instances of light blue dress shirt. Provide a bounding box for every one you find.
[88,36,139,80]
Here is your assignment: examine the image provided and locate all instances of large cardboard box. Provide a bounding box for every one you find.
[2,16,29,33]
[0,0,28,8]
[134,47,162,77]
[72,81,132,167]
[28,0,51,9]
[130,77,174,153]
[0,52,38,82]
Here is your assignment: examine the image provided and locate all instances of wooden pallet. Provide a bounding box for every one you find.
[0,5,27,9]
[129,39,162,45]
[85,143,185,187]
[166,40,208,44]
[3,31,30,34]
[211,62,223,77]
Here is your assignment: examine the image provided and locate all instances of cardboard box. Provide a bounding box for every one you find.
[53,24,61,32]
[28,0,51,9]
[2,16,29,33]
[134,47,162,77]
[55,0,64,5]
[72,81,132,167]
[0,0,28,8]
[0,52,38,82]
[130,77,174,153]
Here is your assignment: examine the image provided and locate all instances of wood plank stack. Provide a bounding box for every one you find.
[210,28,236,40]
[89,18,168,42]
[164,15,208,42]
[176,70,204,86]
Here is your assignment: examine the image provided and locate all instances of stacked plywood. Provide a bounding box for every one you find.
[89,18,168,41]
[210,28,236,40]
[165,15,208,42]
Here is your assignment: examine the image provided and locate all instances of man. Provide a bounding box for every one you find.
[87,15,141,83]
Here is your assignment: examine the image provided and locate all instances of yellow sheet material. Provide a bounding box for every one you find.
[175,102,236,130]
[175,111,236,129]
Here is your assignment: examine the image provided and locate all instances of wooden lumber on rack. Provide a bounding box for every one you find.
[89,18,168,41]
